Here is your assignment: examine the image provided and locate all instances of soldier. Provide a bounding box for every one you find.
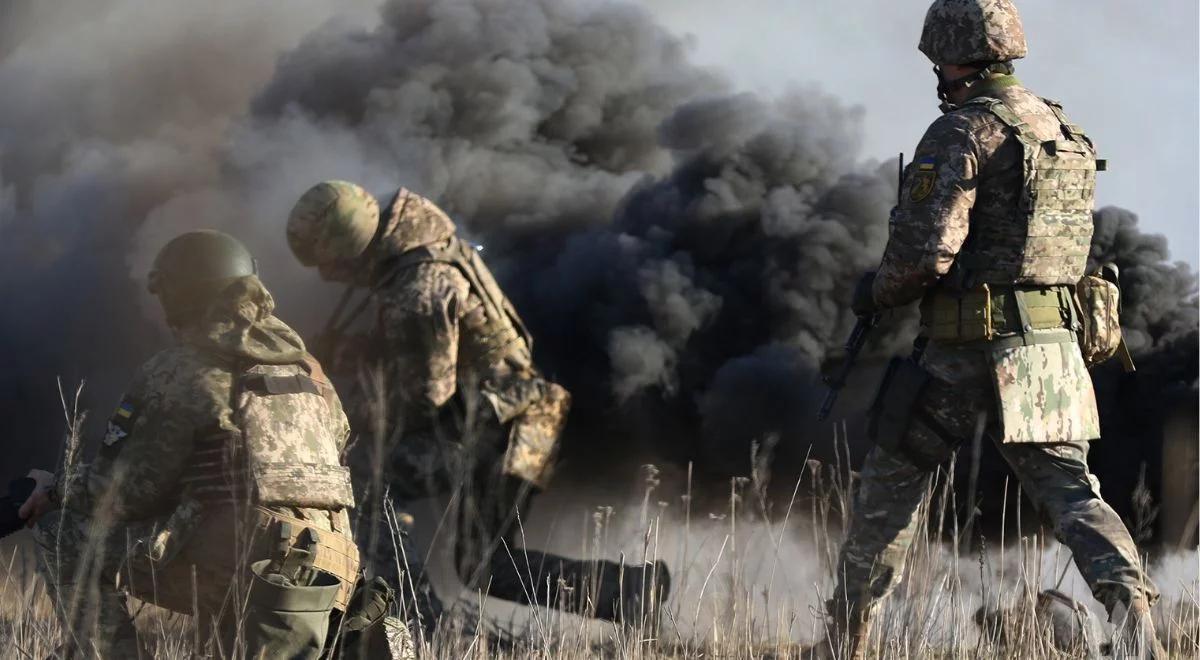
[286,182,670,636]
[824,1,1166,658]
[19,230,361,658]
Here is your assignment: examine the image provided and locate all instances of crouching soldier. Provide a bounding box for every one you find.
[20,230,360,658]
[286,181,670,638]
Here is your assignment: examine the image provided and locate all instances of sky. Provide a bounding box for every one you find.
[640,0,1200,266]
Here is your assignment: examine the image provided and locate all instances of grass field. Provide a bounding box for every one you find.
[1,452,1196,659]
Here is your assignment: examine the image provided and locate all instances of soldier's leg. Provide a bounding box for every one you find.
[452,463,665,623]
[351,427,451,625]
[34,509,148,658]
[831,446,935,613]
[996,440,1164,655]
[827,344,991,656]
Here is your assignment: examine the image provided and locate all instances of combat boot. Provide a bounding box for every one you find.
[1109,594,1167,660]
[804,599,872,660]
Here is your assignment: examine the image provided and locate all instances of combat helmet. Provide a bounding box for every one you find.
[919,0,1027,65]
[148,230,258,326]
[287,180,381,268]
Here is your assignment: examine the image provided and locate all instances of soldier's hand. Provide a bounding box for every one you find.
[18,469,56,526]
[851,271,879,317]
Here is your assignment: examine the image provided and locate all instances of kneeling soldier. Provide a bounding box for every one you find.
[21,230,360,658]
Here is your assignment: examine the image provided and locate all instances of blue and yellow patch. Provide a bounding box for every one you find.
[103,397,139,447]
[917,156,936,171]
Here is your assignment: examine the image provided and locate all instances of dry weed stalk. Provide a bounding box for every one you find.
[1,393,1196,659]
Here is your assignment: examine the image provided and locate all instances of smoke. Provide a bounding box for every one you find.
[1,0,1196,508]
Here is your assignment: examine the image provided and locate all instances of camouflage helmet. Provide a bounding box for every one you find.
[287,180,380,267]
[148,229,258,325]
[919,0,1027,65]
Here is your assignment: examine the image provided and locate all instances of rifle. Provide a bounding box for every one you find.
[0,478,36,539]
[818,314,879,421]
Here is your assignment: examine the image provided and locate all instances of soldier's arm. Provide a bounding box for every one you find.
[60,359,200,520]
[380,263,470,413]
[872,113,984,308]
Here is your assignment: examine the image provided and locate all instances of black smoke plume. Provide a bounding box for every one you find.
[2,1,1196,514]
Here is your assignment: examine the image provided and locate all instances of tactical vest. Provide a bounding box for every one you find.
[954,96,1097,287]
[183,358,356,511]
[389,237,534,371]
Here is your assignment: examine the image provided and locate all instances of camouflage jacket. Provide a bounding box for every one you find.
[369,191,539,426]
[872,76,1101,443]
[873,75,1093,308]
[60,277,352,524]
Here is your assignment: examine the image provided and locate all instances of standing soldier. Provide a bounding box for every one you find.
[19,230,360,658]
[286,182,670,635]
[824,1,1165,658]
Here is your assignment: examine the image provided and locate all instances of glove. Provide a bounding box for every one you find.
[851,271,878,317]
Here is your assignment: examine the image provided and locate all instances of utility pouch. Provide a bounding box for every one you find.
[247,559,342,660]
[1075,264,1129,369]
[501,381,571,489]
[868,357,933,454]
[921,285,995,343]
[341,576,395,633]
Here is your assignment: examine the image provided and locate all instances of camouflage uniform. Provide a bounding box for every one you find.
[834,70,1157,628]
[36,276,358,658]
[330,189,659,630]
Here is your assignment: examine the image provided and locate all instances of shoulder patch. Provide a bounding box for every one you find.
[909,161,937,203]
[103,396,140,446]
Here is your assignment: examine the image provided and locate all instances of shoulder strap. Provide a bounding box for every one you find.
[1040,97,1095,150]
[968,96,1030,138]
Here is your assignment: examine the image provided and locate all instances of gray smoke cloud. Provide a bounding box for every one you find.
[1,0,1195,503]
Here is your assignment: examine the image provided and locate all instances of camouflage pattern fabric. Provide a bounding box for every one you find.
[355,418,660,628]
[838,72,1155,628]
[1075,274,1124,366]
[37,501,345,657]
[39,275,355,657]
[503,380,571,487]
[919,0,1027,65]
[287,180,381,267]
[373,188,457,255]
[991,341,1100,443]
[336,192,656,627]
[873,77,1094,308]
[374,238,563,484]
[834,339,1157,619]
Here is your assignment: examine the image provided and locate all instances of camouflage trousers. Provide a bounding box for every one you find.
[36,504,342,658]
[352,409,647,635]
[834,340,1156,619]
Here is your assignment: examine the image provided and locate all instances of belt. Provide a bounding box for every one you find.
[921,284,1081,345]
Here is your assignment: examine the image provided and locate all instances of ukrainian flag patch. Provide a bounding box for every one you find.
[104,397,139,446]
[917,156,936,171]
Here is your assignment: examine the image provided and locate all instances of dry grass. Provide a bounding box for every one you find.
[1,388,1196,658]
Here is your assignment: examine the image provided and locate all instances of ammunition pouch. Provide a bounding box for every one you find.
[1075,268,1127,368]
[921,284,1080,345]
[266,510,361,611]
[501,381,571,489]
[868,355,958,468]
